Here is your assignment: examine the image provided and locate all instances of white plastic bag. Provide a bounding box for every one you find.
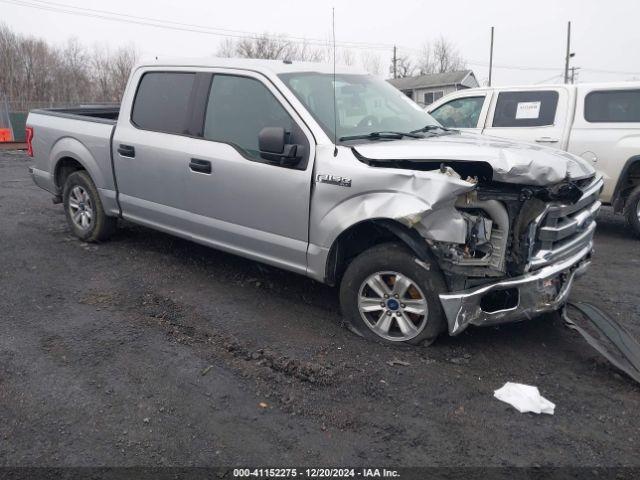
[494,382,555,415]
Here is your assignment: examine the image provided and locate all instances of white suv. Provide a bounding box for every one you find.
[428,83,640,236]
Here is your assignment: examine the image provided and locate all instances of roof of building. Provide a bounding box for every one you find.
[388,70,476,90]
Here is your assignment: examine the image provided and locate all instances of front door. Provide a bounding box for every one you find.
[184,72,315,274]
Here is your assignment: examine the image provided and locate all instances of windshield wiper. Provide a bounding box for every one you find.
[339,131,423,142]
[410,125,451,134]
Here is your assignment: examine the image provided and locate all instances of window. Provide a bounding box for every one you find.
[423,91,444,106]
[585,89,640,123]
[431,96,485,128]
[279,72,439,141]
[492,90,559,127]
[203,75,300,161]
[131,72,195,134]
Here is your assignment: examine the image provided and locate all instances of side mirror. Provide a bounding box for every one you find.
[258,127,304,166]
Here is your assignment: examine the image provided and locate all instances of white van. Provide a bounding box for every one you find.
[427,83,640,236]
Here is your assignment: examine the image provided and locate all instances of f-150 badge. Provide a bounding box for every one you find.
[316,174,352,187]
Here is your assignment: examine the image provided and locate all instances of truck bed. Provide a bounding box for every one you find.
[30,106,120,124]
[27,106,120,217]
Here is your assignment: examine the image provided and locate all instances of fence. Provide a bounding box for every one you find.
[2,98,119,142]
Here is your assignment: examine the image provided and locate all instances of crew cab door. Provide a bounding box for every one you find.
[184,71,315,274]
[428,91,492,134]
[482,87,570,148]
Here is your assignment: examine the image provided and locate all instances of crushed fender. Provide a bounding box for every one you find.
[564,302,640,385]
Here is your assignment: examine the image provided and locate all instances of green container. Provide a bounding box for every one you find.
[9,112,27,142]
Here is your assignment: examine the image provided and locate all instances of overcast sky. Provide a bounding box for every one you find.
[2,0,639,85]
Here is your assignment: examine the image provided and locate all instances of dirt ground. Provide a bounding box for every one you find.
[0,150,639,467]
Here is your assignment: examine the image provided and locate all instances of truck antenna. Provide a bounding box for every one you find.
[332,7,338,157]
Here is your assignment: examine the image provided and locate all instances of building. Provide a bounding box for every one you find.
[388,70,479,107]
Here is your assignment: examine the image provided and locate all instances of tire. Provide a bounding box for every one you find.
[62,170,117,242]
[623,185,640,239]
[339,242,448,346]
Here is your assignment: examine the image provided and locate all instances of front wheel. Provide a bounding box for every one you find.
[339,242,448,346]
[62,170,117,242]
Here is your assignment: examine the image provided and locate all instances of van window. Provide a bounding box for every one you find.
[131,72,195,134]
[492,90,558,127]
[203,75,301,161]
[431,96,485,128]
[585,90,640,123]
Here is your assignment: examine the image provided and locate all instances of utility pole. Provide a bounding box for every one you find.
[570,66,581,84]
[564,21,571,84]
[393,45,397,79]
[488,26,494,86]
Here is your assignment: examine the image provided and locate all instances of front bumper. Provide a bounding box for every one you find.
[439,244,592,335]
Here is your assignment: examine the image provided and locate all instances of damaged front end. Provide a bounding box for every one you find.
[362,155,603,335]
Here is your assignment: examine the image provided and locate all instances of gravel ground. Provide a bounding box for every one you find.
[0,150,639,467]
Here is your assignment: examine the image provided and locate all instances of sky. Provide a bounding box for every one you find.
[2,0,640,86]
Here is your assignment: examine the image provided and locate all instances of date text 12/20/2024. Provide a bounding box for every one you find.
[233,468,400,478]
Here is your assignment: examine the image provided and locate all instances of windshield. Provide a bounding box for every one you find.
[278,72,440,142]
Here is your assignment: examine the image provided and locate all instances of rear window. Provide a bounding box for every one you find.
[492,90,559,127]
[584,89,640,123]
[131,72,195,134]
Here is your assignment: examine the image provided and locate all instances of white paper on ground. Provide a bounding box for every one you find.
[494,382,555,415]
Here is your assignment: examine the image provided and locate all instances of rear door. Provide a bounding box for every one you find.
[483,87,570,148]
[569,87,640,203]
[113,69,203,233]
[428,91,492,134]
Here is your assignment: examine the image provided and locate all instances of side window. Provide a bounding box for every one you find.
[203,75,302,162]
[585,90,640,122]
[492,90,559,127]
[431,96,485,128]
[131,72,195,134]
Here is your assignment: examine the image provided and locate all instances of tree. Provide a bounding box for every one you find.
[391,36,467,79]
[432,36,466,73]
[216,33,327,62]
[390,54,415,78]
[360,51,381,75]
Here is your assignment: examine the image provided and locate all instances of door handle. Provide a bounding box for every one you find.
[117,144,136,157]
[189,158,212,174]
[535,137,559,144]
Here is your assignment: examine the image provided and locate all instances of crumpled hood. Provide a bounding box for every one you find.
[353,132,595,186]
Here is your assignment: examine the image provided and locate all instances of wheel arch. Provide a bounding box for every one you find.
[50,137,105,193]
[324,218,434,286]
[611,155,640,212]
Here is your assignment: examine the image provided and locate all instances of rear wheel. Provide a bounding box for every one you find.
[623,185,640,239]
[62,170,116,242]
[339,242,448,346]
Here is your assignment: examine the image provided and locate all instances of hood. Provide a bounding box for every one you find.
[352,132,595,186]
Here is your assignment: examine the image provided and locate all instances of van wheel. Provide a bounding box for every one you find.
[339,242,448,346]
[623,185,640,239]
[62,170,116,242]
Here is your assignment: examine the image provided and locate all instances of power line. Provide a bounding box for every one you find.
[4,0,640,76]
[1,0,393,50]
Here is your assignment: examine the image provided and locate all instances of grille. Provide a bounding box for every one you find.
[527,175,604,270]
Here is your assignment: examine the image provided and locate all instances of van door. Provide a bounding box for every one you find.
[483,88,569,147]
[429,92,492,134]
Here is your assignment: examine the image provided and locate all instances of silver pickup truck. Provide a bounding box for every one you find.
[27,58,602,346]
